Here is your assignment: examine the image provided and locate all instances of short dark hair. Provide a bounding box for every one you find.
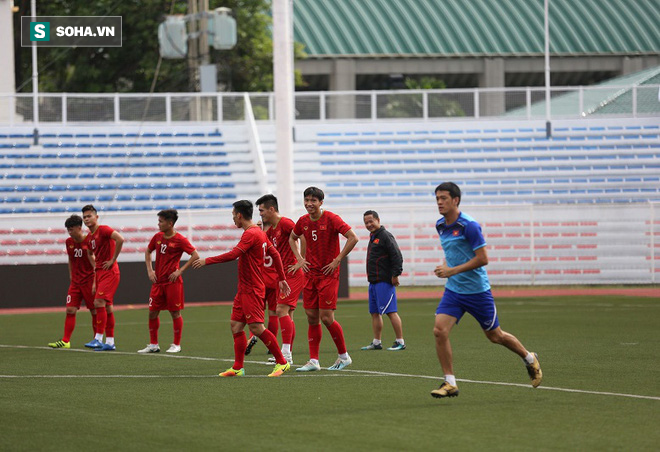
[303,186,324,201]
[255,194,279,212]
[435,182,462,206]
[158,209,178,225]
[64,215,83,229]
[81,204,97,214]
[363,210,379,220]
[233,200,253,220]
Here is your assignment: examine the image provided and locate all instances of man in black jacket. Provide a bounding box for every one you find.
[361,210,406,351]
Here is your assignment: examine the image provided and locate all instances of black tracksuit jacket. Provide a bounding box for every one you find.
[366,226,403,284]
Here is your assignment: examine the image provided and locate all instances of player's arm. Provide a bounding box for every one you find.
[68,259,73,283]
[145,248,157,283]
[300,234,307,259]
[86,248,95,268]
[193,247,243,268]
[322,228,359,275]
[102,230,125,270]
[387,233,404,286]
[288,231,309,273]
[435,246,488,278]
[170,250,200,282]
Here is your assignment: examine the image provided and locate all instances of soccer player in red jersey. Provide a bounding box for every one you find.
[256,194,306,365]
[81,205,125,351]
[244,219,280,358]
[48,215,97,349]
[192,200,292,377]
[138,209,199,354]
[289,187,359,372]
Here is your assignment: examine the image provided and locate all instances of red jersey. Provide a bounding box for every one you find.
[206,225,285,296]
[85,225,118,271]
[293,210,351,279]
[262,247,279,289]
[66,237,94,285]
[266,216,304,281]
[148,231,196,284]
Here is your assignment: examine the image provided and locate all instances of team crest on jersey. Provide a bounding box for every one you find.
[373,239,379,244]
[69,245,74,249]
[157,241,161,245]
[452,230,460,236]
[303,226,308,231]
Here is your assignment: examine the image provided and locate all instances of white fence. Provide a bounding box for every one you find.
[1,203,657,286]
[1,84,659,125]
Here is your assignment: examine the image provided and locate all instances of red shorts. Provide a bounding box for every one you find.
[95,268,120,304]
[277,269,305,309]
[66,280,95,310]
[231,292,266,324]
[266,286,278,312]
[149,282,185,312]
[303,275,339,310]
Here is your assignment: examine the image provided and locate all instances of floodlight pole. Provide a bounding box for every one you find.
[273,0,295,216]
[544,0,551,138]
[31,0,39,126]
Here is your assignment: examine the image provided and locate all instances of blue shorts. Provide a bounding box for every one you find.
[368,282,398,315]
[435,288,500,331]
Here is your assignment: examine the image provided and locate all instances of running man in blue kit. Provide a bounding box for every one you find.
[430,182,542,398]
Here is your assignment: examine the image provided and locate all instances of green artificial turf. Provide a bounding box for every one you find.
[1,295,658,451]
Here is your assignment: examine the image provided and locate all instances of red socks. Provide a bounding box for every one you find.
[257,329,286,365]
[279,315,294,346]
[91,312,97,335]
[62,313,76,342]
[327,321,347,355]
[149,317,160,344]
[105,311,115,337]
[267,315,279,337]
[233,332,247,369]
[95,308,107,335]
[308,324,322,360]
[172,316,183,346]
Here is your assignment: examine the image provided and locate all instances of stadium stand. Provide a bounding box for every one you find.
[1,117,659,214]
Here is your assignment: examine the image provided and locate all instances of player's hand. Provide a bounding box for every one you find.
[102,259,115,270]
[192,258,206,269]
[290,259,309,273]
[391,275,400,287]
[278,280,291,298]
[322,258,340,275]
[168,269,181,282]
[434,261,454,278]
[147,269,157,283]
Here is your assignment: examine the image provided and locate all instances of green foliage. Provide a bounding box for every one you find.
[13,0,306,93]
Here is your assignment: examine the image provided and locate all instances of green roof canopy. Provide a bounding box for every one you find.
[293,0,660,57]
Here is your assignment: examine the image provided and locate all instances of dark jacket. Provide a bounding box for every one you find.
[366,226,403,284]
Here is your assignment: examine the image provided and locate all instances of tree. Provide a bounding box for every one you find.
[13,0,305,93]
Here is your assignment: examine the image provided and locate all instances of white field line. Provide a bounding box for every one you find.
[1,344,658,401]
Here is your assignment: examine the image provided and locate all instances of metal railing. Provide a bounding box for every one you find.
[0,84,658,125]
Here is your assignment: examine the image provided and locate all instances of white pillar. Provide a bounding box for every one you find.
[273,0,295,216]
[0,0,16,123]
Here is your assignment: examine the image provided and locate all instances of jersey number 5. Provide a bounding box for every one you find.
[311,230,318,241]
[262,242,273,267]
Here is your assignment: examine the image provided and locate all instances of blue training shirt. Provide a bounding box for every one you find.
[436,212,490,294]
